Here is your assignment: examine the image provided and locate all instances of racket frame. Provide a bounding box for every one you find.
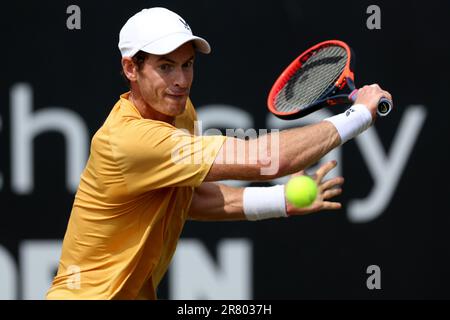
[267,40,355,120]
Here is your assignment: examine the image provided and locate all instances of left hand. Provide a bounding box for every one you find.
[286,160,344,216]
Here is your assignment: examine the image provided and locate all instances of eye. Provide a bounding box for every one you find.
[183,60,194,69]
[159,64,173,72]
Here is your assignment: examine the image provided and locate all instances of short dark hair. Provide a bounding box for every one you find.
[121,50,150,86]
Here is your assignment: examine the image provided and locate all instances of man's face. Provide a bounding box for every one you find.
[136,42,195,117]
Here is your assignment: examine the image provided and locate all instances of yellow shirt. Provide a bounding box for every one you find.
[46,93,225,299]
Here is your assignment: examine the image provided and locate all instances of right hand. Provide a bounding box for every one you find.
[354,84,393,119]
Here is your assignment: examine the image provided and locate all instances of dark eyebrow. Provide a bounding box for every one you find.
[157,55,194,64]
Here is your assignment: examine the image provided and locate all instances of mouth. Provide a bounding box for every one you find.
[166,93,187,100]
[166,89,189,100]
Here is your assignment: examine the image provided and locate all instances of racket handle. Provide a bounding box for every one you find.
[349,89,393,117]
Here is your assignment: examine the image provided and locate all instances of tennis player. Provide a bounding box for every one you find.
[46,7,392,299]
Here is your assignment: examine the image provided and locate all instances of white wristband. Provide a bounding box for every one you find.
[243,185,287,221]
[324,104,373,144]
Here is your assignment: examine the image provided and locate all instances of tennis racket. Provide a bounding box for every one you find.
[267,40,392,120]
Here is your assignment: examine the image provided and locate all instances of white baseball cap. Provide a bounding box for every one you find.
[118,7,211,57]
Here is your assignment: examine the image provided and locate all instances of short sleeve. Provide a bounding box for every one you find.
[111,119,225,194]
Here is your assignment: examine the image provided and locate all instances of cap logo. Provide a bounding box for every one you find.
[179,18,191,31]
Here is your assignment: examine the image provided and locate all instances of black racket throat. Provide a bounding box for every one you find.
[275,76,355,120]
[274,92,351,120]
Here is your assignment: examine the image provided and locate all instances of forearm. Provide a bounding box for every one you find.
[188,182,245,221]
[206,121,340,181]
[275,121,341,177]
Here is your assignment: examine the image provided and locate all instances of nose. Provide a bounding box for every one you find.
[173,68,191,90]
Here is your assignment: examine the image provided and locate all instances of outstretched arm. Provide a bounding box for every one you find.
[205,84,392,182]
[205,121,340,182]
[188,161,343,221]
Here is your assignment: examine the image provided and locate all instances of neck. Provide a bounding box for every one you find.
[129,91,175,125]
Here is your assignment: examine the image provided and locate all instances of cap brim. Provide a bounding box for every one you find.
[140,33,211,55]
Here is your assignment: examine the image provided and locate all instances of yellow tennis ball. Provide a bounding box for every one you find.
[285,175,318,208]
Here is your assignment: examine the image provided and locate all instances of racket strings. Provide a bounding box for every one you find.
[275,45,347,113]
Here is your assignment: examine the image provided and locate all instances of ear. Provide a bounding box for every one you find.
[121,57,137,82]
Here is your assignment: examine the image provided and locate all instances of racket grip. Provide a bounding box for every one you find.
[349,89,393,117]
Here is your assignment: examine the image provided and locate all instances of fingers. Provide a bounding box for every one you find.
[322,188,342,200]
[320,176,344,191]
[355,84,393,118]
[362,84,393,106]
[292,160,340,182]
[315,160,338,182]
[382,90,393,103]
[321,201,342,210]
[288,200,342,216]
[370,84,393,102]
